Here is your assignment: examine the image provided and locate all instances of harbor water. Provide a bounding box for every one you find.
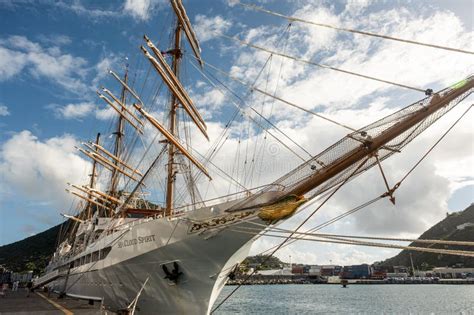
[214,284,474,314]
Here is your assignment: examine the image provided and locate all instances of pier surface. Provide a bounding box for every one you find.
[0,289,107,314]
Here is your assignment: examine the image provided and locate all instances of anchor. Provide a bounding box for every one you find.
[162,261,183,283]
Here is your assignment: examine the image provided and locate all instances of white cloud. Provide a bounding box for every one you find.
[242,99,472,263]
[0,131,91,211]
[50,0,167,21]
[0,46,28,80]
[124,0,150,20]
[344,0,374,16]
[249,233,398,265]
[194,15,232,42]
[226,0,239,7]
[0,35,90,94]
[1,0,471,265]
[192,88,226,119]
[182,1,474,264]
[92,54,123,87]
[54,1,117,18]
[95,106,117,120]
[123,0,165,21]
[0,105,10,116]
[292,4,340,55]
[50,102,95,119]
[151,2,474,264]
[224,3,473,116]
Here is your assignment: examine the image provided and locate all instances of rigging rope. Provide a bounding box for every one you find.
[200,59,357,132]
[220,34,429,94]
[230,230,474,257]
[202,63,314,159]
[176,24,306,198]
[231,225,474,247]
[211,157,369,314]
[247,23,293,188]
[237,1,474,55]
[175,29,309,198]
[259,195,384,255]
[253,103,473,257]
[396,104,473,186]
[212,101,472,311]
[189,60,309,162]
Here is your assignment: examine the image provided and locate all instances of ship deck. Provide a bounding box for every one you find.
[0,289,111,314]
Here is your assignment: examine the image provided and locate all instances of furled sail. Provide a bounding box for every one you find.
[97,91,144,134]
[133,103,212,180]
[144,35,206,126]
[85,142,143,176]
[101,87,144,127]
[109,70,144,104]
[75,145,141,182]
[170,0,202,66]
[140,44,208,139]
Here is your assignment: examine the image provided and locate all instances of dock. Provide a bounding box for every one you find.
[227,274,474,285]
[0,289,107,314]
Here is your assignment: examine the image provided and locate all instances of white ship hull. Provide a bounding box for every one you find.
[42,194,278,314]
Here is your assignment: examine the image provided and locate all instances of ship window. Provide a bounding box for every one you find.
[85,254,91,264]
[80,256,85,265]
[74,259,80,267]
[92,251,100,262]
[100,247,112,260]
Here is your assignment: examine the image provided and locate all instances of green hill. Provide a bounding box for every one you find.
[380,204,474,269]
[0,223,62,274]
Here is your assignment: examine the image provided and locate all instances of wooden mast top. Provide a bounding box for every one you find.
[165,21,183,217]
[86,133,100,219]
[163,0,206,216]
[92,0,208,218]
[110,68,128,204]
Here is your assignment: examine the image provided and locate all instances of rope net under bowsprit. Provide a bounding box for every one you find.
[230,76,473,210]
[276,78,473,197]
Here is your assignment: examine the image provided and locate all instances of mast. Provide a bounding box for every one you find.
[134,0,206,215]
[110,68,129,204]
[165,22,183,217]
[86,133,100,219]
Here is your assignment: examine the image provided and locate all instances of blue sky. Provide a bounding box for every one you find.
[0,0,473,264]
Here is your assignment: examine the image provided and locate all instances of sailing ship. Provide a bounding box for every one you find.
[34,0,473,314]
